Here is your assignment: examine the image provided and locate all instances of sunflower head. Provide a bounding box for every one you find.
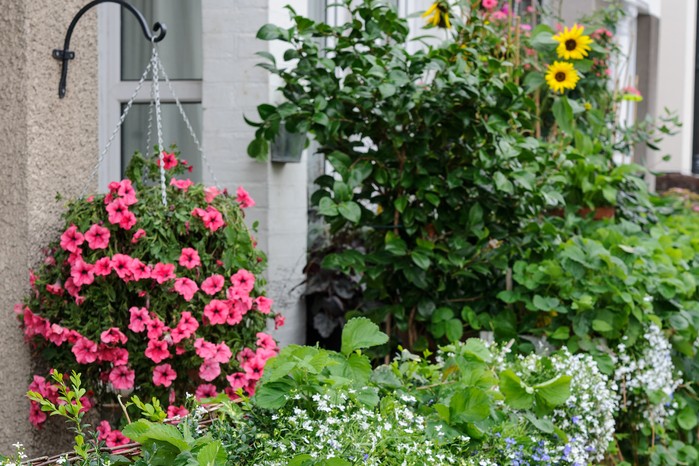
[553,24,593,60]
[545,61,580,93]
[422,1,451,29]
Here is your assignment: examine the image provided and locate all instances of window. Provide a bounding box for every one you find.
[98,0,203,191]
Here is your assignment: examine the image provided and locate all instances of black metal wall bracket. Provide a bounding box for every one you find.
[53,0,167,98]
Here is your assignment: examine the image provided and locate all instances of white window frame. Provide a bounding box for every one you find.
[98,3,202,192]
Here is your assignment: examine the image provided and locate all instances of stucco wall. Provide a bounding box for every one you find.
[0,0,98,455]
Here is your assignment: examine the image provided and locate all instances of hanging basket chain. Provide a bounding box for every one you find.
[80,59,152,198]
[159,61,222,189]
[150,43,168,207]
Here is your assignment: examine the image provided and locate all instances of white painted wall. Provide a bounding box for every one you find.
[202,0,307,346]
[651,0,697,173]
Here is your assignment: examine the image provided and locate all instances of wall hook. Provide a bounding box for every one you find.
[53,0,167,98]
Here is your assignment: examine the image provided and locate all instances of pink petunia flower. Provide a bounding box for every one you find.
[256,332,277,351]
[192,206,225,232]
[152,262,175,284]
[236,186,255,209]
[254,296,273,314]
[131,228,146,244]
[226,372,248,391]
[174,277,199,302]
[60,225,85,253]
[72,337,99,364]
[212,342,232,364]
[146,317,166,340]
[482,0,498,10]
[105,430,130,448]
[201,274,224,295]
[242,355,266,380]
[275,314,286,329]
[199,359,221,382]
[101,327,128,345]
[157,151,178,170]
[195,383,218,401]
[226,306,244,326]
[71,259,95,287]
[145,339,170,364]
[46,283,64,296]
[128,307,150,333]
[166,405,189,423]
[230,269,255,294]
[179,248,201,269]
[64,277,80,297]
[46,324,69,346]
[106,198,129,225]
[111,254,134,281]
[129,258,152,281]
[194,338,217,360]
[119,210,137,230]
[203,299,229,325]
[108,365,135,390]
[175,311,199,339]
[236,347,255,365]
[152,363,177,387]
[29,402,47,428]
[117,179,138,206]
[170,178,194,192]
[84,224,111,250]
[93,257,112,276]
[97,420,112,441]
[204,186,221,203]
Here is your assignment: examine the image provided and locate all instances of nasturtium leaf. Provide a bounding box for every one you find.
[499,370,534,409]
[450,387,491,423]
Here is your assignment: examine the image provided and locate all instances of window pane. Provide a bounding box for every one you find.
[121,0,202,80]
[121,103,203,183]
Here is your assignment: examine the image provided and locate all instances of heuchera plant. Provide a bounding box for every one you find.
[17,150,283,442]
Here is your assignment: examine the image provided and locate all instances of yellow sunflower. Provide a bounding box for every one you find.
[553,24,593,60]
[545,61,580,93]
[422,1,451,29]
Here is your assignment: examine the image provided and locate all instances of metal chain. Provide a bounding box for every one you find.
[159,60,221,189]
[80,60,152,198]
[150,44,168,206]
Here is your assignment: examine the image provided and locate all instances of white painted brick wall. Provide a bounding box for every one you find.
[202,0,308,346]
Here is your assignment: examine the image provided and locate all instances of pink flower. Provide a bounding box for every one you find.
[99,346,129,366]
[179,248,201,269]
[203,299,229,325]
[79,396,93,414]
[195,383,218,401]
[158,151,178,170]
[93,257,112,276]
[84,224,111,250]
[117,179,138,206]
[145,339,170,364]
[153,363,177,387]
[275,314,286,329]
[192,206,225,232]
[64,277,80,297]
[119,210,137,230]
[204,186,221,203]
[482,0,498,9]
[29,375,59,404]
[131,228,146,244]
[256,332,277,351]
[237,347,255,365]
[97,420,112,440]
[199,359,221,381]
[29,402,47,428]
[72,337,98,364]
[101,327,128,345]
[242,356,266,380]
[201,274,224,295]
[174,277,199,302]
[230,269,255,294]
[128,307,150,333]
[70,259,95,287]
[254,296,273,314]
[226,372,248,391]
[146,317,166,340]
[111,254,134,281]
[174,312,199,340]
[167,405,189,422]
[106,198,129,225]
[170,178,194,192]
[46,324,69,346]
[236,186,255,208]
[212,342,232,364]
[152,262,175,284]
[46,283,64,296]
[129,258,152,281]
[109,365,135,390]
[194,338,217,360]
[105,430,130,448]
[60,225,84,253]
[492,10,507,20]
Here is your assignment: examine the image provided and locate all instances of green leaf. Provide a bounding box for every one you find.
[678,405,698,430]
[340,317,389,356]
[499,370,534,409]
[592,319,614,333]
[552,97,574,134]
[493,172,514,194]
[122,420,189,452]
[534,375,571,408]
[252,379,294,409]
[450,387,490,423]
[338,201,362,223]
[197,441,227,466]
[523,412,555,433]
[354,386,380,407]
[257,24,286,41]
[445,319,463,342]
[385,232,407,256]
[247,138,269,160]
[378,83,396,98]
[342,353,373,385]
[174,452,199,466]
[318,197,339,216]
[411,250,431,270]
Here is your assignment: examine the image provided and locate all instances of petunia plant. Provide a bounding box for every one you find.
[18,149,283,442]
